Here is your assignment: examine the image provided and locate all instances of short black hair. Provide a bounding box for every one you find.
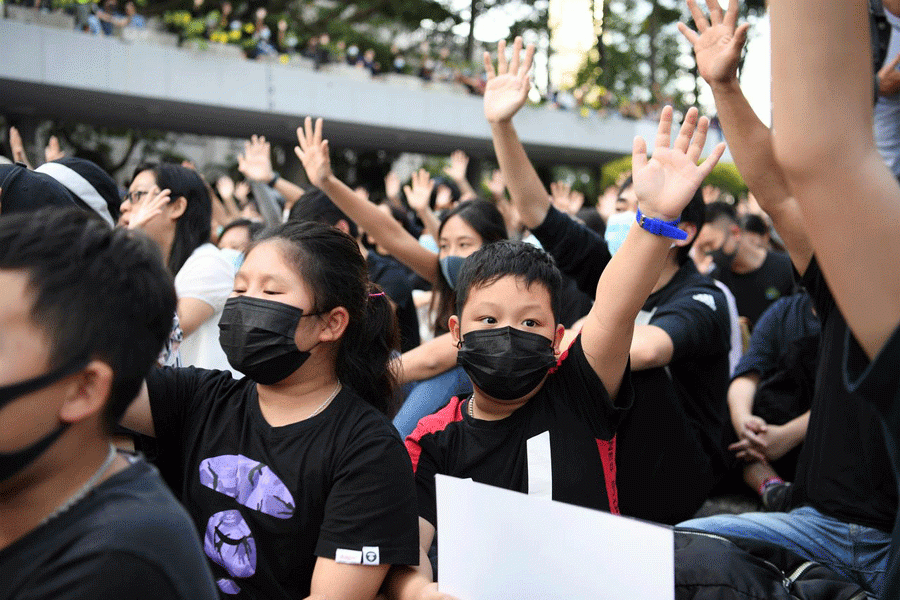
[455,241,562,323]
[675,188,706,266]
[705,200,738,226]
[0,208,176,432]
[288,187,359,238]
[740,214,769,236]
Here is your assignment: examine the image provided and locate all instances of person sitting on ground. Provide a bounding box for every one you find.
[677,1,897,596]
[694,201,794,329]
[0,207,217,600]
[120,163,235,373]
[384,41,726,599]
[122,221,419,599]
[483,37,734,524]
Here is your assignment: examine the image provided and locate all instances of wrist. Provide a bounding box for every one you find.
[709,78,741,95]
[267,171,279,187]
[635,207,686,239]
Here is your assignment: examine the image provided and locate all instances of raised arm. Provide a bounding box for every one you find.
[770,0,900,358]
[237,135,304,210]
[443,151,478,202]
[679,0,813,274]
[295,118,441,285]
[581,107,726,400]
[484,38,551,230]
[404,169,442,243]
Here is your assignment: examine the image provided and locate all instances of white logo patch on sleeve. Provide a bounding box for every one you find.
[692,293,717,311]
[362,546,380,566]
[335,548,363,564]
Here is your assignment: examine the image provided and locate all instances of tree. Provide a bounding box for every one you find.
[460,0,550,62]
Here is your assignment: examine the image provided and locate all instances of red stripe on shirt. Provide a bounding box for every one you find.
[405,397,464,472]
[596,436,620,515]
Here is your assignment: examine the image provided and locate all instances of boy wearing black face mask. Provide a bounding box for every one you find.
[386,99,726,600]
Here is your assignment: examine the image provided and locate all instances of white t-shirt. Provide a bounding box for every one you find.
[174,243,235,374]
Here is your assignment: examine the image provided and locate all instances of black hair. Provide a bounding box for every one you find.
[455,240,562,323]
[675,188,706,266]
[132,163,212,275]
[431,199,508,334]
[704,200,738,226]
[617,175,634,197]
[740,214,769,237]
[576,208,606,237]
[288,187,359,239]
[255,221,399,415]
[220,218,265,243]
[0,208,176,432]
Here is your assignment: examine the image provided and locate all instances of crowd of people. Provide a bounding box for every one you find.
[2,0,900,598]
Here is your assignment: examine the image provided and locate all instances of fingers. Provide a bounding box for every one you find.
[674,106,699,154]
[483,51,496,79]
[509,36,523,76]
[705,0,724,25]
[724,0,740,29]
[677,21,700,45]
[698,142,727,178]
[497,39,508,75]
[521,42,536,78]
[313,117,323,146]
[654,105,674,151]
[686,0,709,32]
[687,115,709,163]
[732,22,750,51]
[632,136,648,172]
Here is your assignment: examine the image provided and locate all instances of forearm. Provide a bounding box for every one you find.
[319,175,440,283]
[779,410,810,451]
[727,374,760,436]
[489,121,550,229]
[274,177,304,209]
[383,565,433,600]
[452,176,478,202]
[397,333,457,384]
[414,206,442,245]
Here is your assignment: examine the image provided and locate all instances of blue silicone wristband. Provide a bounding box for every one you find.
[635,208,688,240]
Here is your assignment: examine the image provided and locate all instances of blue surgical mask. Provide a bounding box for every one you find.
[220,248,244,272]
[440,255,466,291]
[604,211,635,256]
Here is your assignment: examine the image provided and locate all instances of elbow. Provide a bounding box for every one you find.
[629,342,667,371]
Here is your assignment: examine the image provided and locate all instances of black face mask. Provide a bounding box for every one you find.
[710,247,737,269]
[0,355,87,482]
[457,327,557,401]
[218,296,322,385]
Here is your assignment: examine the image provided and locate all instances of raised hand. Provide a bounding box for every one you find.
[678,0,750,87]
[403,169,435,213]
[549,181,572,213]
[237,135,275,183]
[631,106,726,221]
[443,150,469,183]
[216,175,235,202]
[385,170,402,203]
[485,169,506,200]
[483,36,536,124]
[44,135,65,163]
[8,127,32,169]
[295,117,332,189]
[128,186,171,230]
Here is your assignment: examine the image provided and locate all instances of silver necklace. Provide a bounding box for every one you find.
[467,395,475,418]
[39,443,117,528]
[308,382,342,419]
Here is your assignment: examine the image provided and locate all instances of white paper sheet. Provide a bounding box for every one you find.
[435,475,674,600]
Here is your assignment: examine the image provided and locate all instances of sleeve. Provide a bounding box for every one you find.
[553,335,634,438]
[146,367,233,450]
[650,286,731,362]
[799,257,835,325]
[173,247,234,313]
[409,435,440,527]
[316,433,420,566]
[732,298,787,379]
[530,206,611,297]
[844,321,900,422]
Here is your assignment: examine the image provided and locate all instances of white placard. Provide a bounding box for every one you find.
[436,475,674,600]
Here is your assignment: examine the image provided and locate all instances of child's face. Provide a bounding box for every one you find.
[451,275,561,349]
[438,215,482,260]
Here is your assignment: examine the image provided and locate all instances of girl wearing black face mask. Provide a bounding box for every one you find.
[122,221,420,600]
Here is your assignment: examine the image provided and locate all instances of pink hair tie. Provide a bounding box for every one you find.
[369,292,386,298]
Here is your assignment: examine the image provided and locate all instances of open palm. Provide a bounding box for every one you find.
[483,37,535,123]
[678,0,750,86]
[632,107,725,221]
[294,117,332,188]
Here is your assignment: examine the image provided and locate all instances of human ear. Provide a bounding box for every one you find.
[553,323,566,354]
[335,219,351,235]
[316,306,350,344]
[673,222,698,247]
[449,315,461,347]
[59,360,114,424]
[167,196,188,221]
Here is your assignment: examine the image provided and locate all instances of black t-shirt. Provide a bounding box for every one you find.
[712,250,795,328]
[147,368,419,599]
[789,258,897,531]
[406,336,633,528]
[637,260,733,475]
[368,251,421,353]
[0,458,218,600]
[845,321,900,599]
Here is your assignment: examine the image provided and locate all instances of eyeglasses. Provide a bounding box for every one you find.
[123,190,150,204]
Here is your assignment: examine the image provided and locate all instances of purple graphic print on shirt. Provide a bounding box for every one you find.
[199,455,295,594]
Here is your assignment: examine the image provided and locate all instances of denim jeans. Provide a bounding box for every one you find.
[679,505,891,597]
[393,366,472,440]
